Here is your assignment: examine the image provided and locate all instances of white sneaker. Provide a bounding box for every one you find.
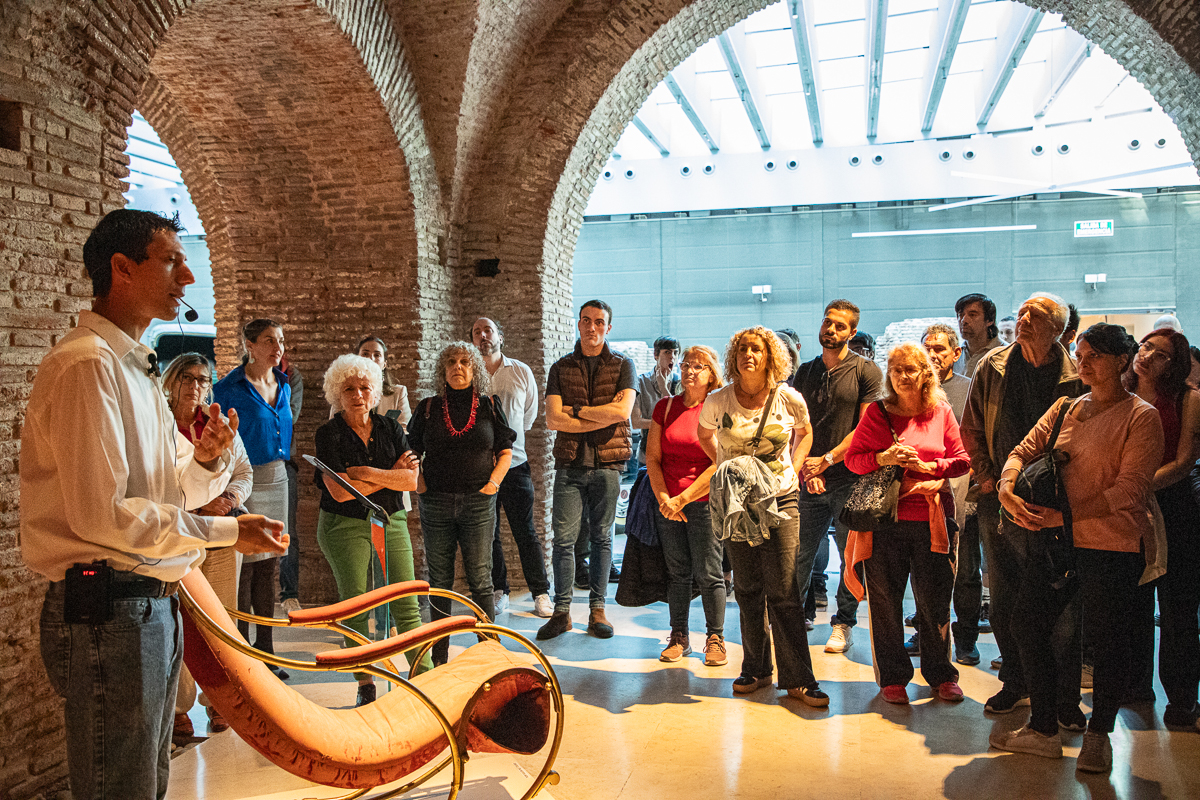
[494,591,510,616]
[533,594,554,618]
[281,598,301,616]
[825,623,852,653]
[989,724,1063,759]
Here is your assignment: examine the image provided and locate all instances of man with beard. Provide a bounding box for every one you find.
[791,299,884,655]
[471,317,553,618]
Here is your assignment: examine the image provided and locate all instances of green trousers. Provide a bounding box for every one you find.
[317,509,433,679]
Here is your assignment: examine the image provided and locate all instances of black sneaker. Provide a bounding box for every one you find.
[985,687,1031,714]
[1059,704,1087,732]
[1163,703,1199,729]
[609,564,621,583]
[904,632,920,656]
[955,641,981,666]
[978,602,992,634]
[574,569,589,590]
[537,611,572,640]
[356,683,377,707]
[814,591,828,609]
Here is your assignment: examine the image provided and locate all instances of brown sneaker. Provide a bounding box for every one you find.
[703,634,728,666]
[587,608,614,639]
[536,611,572,640]
[660,631,692,662]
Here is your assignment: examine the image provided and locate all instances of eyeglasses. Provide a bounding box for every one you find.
[679,362,709,374]
[889,367,923,379]
[178,374,211,388]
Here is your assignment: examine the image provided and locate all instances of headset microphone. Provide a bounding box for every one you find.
[179,298,200,323]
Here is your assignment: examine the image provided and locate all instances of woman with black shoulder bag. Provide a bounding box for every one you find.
[992,324,1163,773]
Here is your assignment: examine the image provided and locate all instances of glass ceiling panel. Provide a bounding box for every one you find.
[814,0,866,26]
[712,97,765,151]
[815,19,867,60]
[885,9,937,52]
[959,0,1005,42]
[760,63,804,95]
[744,2,791,32]
[751,28,801,67]
[875,79,924,140]
[890,0,941,13]
[822,85,868,144]
[771,102,815,150]
[883,48,928,83]
[820,56,866,90]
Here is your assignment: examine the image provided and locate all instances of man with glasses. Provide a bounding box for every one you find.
[791,299,884,655]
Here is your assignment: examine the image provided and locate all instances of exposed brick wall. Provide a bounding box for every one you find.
[142,0,433,604]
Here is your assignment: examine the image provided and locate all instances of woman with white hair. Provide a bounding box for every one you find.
[410,342,516,665]
[314,354,431,707]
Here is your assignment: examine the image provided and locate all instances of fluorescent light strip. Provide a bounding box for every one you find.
[852,225,1038,238]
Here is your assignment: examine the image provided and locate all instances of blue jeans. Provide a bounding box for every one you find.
[656,500,725,636]
[40,581,183,800]
[551,467,620,612]
[418,491,497,663]
[797,479,860,627]
[725,493,818,691]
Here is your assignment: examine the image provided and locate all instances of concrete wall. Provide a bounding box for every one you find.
[574,192,1199,356]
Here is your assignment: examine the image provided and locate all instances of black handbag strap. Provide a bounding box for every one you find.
[748,384,780,450]
[877,400,900,444]
[1045,397,1076,452]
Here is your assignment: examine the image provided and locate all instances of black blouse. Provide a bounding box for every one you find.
[408,386,517,494]
[314,412,411,519]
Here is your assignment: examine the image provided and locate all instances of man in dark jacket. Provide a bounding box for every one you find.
[537,300,636,641]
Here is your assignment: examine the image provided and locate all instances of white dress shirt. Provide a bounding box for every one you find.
[20,311,239,581]
[488,354,537,468]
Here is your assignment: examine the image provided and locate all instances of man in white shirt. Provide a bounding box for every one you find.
[472,317,553,618]
[20,209,287,799]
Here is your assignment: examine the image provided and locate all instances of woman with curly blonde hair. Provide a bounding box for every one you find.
[844,342,969,705]
[698,328,827,705]
[314,354,432,706]
[410,342,516,665]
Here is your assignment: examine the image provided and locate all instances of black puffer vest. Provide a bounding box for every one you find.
[552,341,633,467]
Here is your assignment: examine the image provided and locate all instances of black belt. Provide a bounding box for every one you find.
[111,574,180,598]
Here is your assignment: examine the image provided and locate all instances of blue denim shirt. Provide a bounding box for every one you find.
[213,365,293,466]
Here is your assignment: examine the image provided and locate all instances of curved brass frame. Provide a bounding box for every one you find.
[179,582,563,800]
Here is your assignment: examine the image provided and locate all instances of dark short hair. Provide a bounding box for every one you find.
[1065,303,1081,335]
[825,299,861,328]
[580,299,612,324]
[849,331,875,356]
[1076,323,1137,370]
[955,293,999,340]
[81,209,184,297]
[653,336,680,356]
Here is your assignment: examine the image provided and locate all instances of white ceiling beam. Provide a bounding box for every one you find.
[1034,31,1091,118]
[920,0,972,133]
[787,0,823,145]
[977,6,1045,127]
[632,111,670,157]
[718,27,772,151]
[663,72,720,154]
[865,0,889,139]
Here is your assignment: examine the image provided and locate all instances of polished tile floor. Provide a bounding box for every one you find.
[170,563,1200,800]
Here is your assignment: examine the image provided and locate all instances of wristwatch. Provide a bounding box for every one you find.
[823,451,835,466]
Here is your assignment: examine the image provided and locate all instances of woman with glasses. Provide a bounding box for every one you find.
[646,345,726,666]
[1128,329,1200,729]
[844,343,970,706]
[163,352,253,732]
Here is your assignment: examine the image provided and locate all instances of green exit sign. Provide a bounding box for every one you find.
[1075,219,1114,238]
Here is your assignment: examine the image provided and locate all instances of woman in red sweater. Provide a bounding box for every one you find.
[845,343,970,705]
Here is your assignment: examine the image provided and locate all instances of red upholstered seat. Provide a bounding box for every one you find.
[180,570,552,790]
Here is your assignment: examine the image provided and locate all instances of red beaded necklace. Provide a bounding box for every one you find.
[442,389,479,437]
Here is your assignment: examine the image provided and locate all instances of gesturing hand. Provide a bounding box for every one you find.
[234,514,288,555]
[194,404,240,466]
